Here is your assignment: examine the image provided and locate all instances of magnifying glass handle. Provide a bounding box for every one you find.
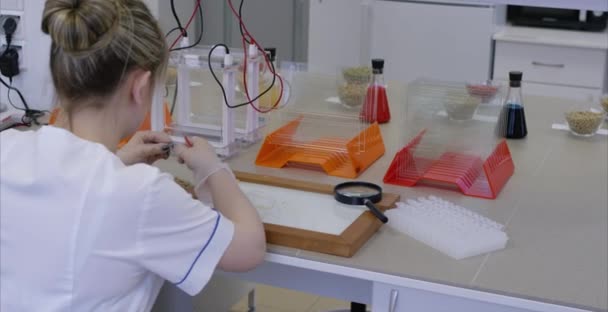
[364,199,388,224]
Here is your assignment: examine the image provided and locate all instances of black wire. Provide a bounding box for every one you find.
[239,0,251,45]
[0,35,12,58]
[170,0,186,37]
[234,0,278,105]
[207,44,278,110]
[1,76,29,111]
[170,1,204,52]
[165,27,181,39]
[6,86,44,126]
[2,77,47,126]
[170,79,178,116]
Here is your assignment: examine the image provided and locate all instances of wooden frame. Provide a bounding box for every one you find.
[176,172,400,257]
[233,171,400,257]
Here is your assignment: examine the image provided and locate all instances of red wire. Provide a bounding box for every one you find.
[226,0,284,113]
[184,136,193,147]
[169,0,202,50]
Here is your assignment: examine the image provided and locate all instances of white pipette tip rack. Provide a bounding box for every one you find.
[385,196,508,260]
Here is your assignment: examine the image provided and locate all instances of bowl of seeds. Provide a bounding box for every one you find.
[338,84,367,108]
[564,107,605,137]
[444,90,482,121]
[342,66,372,85]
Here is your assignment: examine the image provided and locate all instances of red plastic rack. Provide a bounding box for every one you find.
[383,130,514,199]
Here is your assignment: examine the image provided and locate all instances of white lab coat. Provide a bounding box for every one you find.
[0,126,234,312]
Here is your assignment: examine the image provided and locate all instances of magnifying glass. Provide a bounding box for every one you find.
[334,182,389,224]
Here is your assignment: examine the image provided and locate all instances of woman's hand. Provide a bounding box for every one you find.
[117,131,172,166]
[173,137,222,177]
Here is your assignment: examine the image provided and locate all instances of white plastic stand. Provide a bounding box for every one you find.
[243,44,261,143]
[152,45,266,158]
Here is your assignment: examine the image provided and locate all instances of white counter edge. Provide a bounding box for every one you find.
[381,0,607,11]
[261,253,594,312]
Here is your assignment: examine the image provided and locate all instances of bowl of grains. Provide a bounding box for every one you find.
[564,107,605,137]
[338,83,367,108]
[444,91,482,121]
[342,66,372,85]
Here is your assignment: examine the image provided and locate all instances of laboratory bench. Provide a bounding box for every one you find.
[156,91,608,312]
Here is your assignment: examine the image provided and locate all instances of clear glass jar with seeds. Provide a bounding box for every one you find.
[336,66,372,109]
[564,104,606,137]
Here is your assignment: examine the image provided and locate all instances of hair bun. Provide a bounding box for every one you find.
[42,0,120,54]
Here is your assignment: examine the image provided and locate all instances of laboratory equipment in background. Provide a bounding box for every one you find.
[237,47,285,110]
[386,196,508,260]
[384,78,514,200]
[255,62,385,179]
[152,44,286,158]
[497,71,527,139]
[507,5,608,31]
[360,58,390,124]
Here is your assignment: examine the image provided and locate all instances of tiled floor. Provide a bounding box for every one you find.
[230,284,351,312]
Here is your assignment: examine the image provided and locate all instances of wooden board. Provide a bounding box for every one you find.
[175,172,400,257]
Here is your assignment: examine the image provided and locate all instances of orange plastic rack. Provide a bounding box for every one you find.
[255,118,385,178]
[383,130,514,199]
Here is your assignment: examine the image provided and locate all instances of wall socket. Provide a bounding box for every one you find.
[0,14,23,40]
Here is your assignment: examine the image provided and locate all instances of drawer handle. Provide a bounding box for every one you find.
[531,61,565,68]
[389,289,399,312]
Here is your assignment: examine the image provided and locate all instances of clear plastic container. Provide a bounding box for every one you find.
[600,94,608,116]
[564,105,606,137]
[152,45,277,158]
[383,78,514,200]
[255,63,385,178]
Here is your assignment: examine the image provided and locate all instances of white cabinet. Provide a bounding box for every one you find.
[370,0,496,84]
[493,26,608,101]
[372,283,547,312]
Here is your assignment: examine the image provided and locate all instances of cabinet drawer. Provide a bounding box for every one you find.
[494,41,606,89]
[494,79,602,102]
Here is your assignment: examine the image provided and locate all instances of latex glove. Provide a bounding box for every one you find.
[173,136,233,206]
[117,131,172,166]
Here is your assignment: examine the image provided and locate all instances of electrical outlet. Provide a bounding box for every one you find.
[0,14,23,40]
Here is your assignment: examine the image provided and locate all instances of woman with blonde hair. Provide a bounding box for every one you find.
[0,0,266,310]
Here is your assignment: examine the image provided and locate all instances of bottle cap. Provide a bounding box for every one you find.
[371,59,384,74]
[509,71,523,87]
[509,71,523,81]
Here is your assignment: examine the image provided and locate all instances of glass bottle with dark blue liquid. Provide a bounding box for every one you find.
[498,71,527,139]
